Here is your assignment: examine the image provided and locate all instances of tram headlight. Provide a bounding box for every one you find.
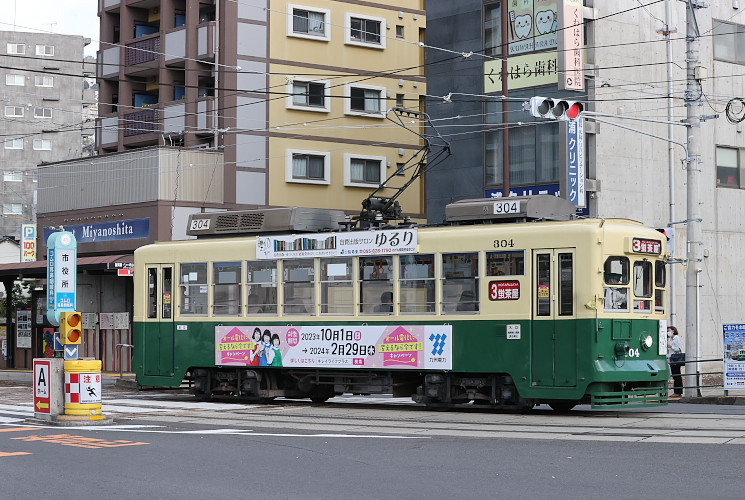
[641,334,654,351]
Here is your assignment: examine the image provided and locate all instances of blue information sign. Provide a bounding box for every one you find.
[46,231,77,326]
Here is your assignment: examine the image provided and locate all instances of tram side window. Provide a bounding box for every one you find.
[360,256,393,314]
[283,259,315,315]
[400,254,435,314]
[558,253,573,316]
[486,250,525,276]
[442,253,479,313]
[321,258,354,315]
[654,260,666,313]
[162,267,173,319]
[603,256,629,312]
[180,263,208,315]
[213,261,242,316]
[247,261,277,315]
[633,260,653,313]
[147,268,157,318]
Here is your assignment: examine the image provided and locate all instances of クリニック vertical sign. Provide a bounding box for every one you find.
[46,231,77,327]
[566,116,585,207]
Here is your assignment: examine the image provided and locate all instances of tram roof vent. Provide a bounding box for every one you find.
[445,195,576,224]
[187,207,348,237]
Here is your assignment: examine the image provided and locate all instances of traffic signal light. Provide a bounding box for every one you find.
[60,311,82,345]
[527,97,584,121]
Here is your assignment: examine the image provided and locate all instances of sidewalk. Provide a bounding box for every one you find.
[2,368,744,404]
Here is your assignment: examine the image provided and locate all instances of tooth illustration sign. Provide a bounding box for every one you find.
[535,10,556,35]
[514,14,532,39]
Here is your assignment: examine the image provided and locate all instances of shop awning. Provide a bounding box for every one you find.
[0,254,133,279]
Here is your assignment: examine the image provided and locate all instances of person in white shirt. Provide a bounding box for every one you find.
[667,326,684,397]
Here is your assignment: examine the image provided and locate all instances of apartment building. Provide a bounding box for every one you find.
[91,0,427,220]
[0,31,92,241]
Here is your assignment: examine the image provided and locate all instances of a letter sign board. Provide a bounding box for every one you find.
[47,231,77,326]
[34,359,51,414]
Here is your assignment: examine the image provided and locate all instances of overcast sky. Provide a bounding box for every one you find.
[4,0,100,56]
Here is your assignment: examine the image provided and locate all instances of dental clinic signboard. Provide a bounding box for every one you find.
[43,218,150,245]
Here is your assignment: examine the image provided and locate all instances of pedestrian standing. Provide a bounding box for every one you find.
[667,326,684,397]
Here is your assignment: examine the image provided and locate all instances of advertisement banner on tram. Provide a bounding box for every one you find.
[215,324,452,371]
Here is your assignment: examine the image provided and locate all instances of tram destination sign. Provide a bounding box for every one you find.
[256,229,418,259]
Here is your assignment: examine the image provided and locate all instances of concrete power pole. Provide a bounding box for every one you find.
[684,0,706,397]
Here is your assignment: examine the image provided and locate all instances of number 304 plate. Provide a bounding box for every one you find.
[493,200,521,215]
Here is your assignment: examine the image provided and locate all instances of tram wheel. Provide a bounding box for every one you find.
[548,401,577,412]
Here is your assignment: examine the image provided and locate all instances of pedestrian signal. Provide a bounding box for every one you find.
[60,311,82,345]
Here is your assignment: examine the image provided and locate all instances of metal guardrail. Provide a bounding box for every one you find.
[674,357,725,397]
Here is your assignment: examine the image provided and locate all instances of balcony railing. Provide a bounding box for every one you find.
[123,108,159,137]
[125,36,161,66]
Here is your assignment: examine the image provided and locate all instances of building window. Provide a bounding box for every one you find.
[3,204,22,215]
[287,79,330,112]
[344,84,386,117]
[346,13,386,48]
[484,2,502,57]
[33,139,52,150]
[344,154,385,187]
[716,146,743,188]
[286,150,330,185]
[396,163,406,176]
[4,139,23,150]
[485,96,561,189]
[4,106,24,117]
[288,5,330,41]
[36,45,55,56]
[34,107,53,118]
[713,21,745,63]
[5,74,24,86]
[396,25,405,39]
[35,75,54,87]
[3,171,23,182]
[7,43,25,55]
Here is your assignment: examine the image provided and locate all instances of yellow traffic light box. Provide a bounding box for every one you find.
[60,311,82,345]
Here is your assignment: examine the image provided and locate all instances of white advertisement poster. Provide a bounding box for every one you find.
[256,229,418,260]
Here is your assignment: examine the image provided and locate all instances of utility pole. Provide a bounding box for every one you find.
[684,0,706,397]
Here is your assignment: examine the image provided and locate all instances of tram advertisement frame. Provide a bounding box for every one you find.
[724,324,745,390]
[215,324,452,370]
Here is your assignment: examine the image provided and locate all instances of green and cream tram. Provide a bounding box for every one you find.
[133,196,669,410]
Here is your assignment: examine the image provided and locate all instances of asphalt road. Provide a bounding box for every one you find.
[1,384,744,499]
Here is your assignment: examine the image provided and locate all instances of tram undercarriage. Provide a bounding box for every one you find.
[189,368,537,410]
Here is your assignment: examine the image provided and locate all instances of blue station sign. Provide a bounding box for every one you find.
[43,218,150,244]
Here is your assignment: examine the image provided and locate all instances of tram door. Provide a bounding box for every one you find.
[144,265,174,376]
[531,249,576,387]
